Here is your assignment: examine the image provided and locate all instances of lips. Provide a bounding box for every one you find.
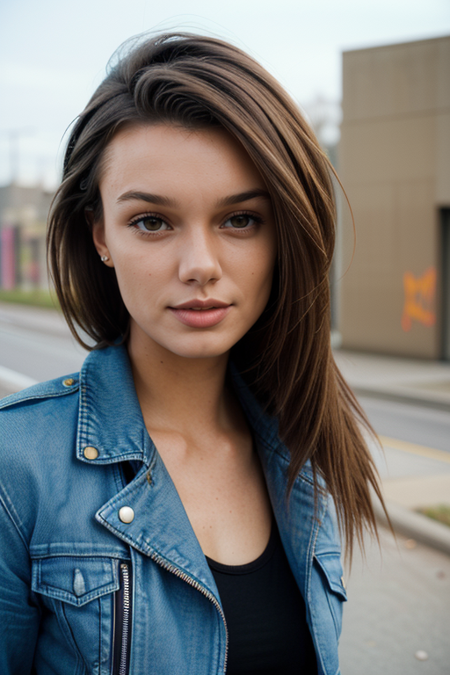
[170,299,230,310]
[169,299,232,328]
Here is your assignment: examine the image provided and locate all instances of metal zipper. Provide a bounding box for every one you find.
[119,564,131,675]
[112,555,228,674]
[148,551,229,674]
[112,563,132,675]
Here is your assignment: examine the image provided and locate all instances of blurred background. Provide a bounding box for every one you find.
[1,1,450,673]
[1,0,450,360]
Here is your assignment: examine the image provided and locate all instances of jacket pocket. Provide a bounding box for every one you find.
[32,555,120,606]
[313,552,347,640]
[31,555,123,675]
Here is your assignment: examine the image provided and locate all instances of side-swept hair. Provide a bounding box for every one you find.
[48,32,387,558]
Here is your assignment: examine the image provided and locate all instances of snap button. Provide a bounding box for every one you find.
[63,378,75,387]
[83,446,99,460]
[119,506,135,524]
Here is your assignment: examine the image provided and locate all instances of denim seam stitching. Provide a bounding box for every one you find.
[0,488,29,549]
[52,597,88,673]
[98,596,103,673]
[33,557,119,606]
[307,496,329,675]
[95,514,214,598]
[0,386,78,410]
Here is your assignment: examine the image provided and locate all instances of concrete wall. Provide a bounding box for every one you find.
[339,36,450,358]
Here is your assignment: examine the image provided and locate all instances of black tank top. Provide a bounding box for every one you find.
[206,520,317,674]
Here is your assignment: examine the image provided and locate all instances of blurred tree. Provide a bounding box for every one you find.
[301,95,341,168]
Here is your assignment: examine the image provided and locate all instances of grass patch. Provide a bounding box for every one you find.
[417,505,450,528]
[0,288,60,310]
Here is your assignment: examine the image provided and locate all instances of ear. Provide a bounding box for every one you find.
[89,210,114,268]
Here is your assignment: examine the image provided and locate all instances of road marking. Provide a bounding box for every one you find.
[379,435,450,464]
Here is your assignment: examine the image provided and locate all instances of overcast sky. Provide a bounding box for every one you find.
[1,0,449,188]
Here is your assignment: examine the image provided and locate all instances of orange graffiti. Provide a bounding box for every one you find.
[401,267,436,332]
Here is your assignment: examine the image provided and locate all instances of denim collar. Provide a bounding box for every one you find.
[76,344,153,465]
[78,344,324,599]
[76,343,286,468]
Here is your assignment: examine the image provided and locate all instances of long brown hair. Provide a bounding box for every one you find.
[48,32,387,558]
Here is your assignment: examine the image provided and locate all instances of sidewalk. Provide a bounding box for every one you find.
[334,348,450,411]
[334,349,450,556]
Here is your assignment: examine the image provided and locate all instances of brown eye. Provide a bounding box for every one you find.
[229,214,251,228]
[141,216,165,231]
[129,215,170,233]
[221,213,261,230]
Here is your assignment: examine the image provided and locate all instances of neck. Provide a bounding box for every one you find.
[127,325,232,436]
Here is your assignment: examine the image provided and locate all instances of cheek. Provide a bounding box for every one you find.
[253,239,277,286]
[238,243,276,307]
[110,246,171,304]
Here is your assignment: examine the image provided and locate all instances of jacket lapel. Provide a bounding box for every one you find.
[81,345,325,606]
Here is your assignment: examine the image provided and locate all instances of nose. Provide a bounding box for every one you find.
[178,227,222,286]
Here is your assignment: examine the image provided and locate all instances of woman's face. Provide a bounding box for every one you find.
[92,123,277,360]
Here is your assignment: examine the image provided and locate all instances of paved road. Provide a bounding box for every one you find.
[340,526,450,675]
[360,395,450,455]
[0,302,87,382]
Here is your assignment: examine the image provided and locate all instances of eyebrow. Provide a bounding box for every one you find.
[116,188,271,207]
[116,191,175,206]
[217,189,271,207]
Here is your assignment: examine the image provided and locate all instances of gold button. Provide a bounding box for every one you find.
[83,446,99,460]
[119,506,135,524]
[63,378,75,386]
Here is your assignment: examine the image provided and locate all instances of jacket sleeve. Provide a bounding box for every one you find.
[0,494,40,673]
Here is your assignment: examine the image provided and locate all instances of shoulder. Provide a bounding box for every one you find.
[0,373,80,412]
[0,374,83,538]
[0,374,81,466]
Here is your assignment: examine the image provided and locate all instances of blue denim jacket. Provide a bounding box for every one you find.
[0,344,346,675]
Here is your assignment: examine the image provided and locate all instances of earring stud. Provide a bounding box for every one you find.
[100,255,109,262]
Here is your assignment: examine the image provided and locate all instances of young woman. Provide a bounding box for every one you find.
[0,33,385,675]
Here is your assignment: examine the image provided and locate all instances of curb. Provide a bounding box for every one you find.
[373,496,450,557]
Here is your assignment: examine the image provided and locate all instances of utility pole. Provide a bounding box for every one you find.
[1,128,35,184]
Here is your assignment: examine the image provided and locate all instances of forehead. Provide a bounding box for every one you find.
[99,123,266,197]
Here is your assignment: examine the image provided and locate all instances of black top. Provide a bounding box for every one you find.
[206,520,317,675]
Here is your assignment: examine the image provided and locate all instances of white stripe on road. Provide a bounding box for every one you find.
[0,365,38,393]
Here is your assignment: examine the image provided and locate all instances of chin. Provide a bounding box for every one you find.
[170,345,232,360]
[160,334,237,360]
